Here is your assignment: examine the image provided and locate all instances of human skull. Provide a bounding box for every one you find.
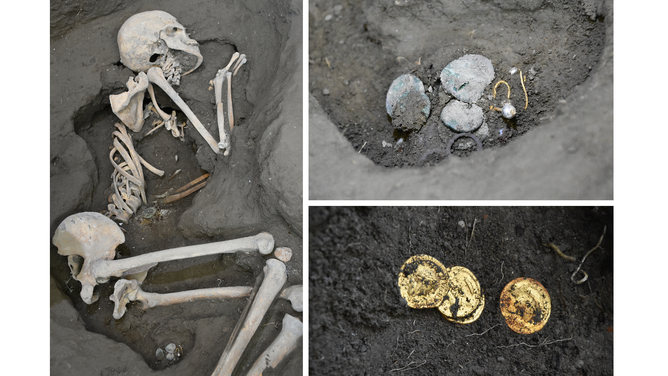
[117,10,203,85]
[52,212,125,304]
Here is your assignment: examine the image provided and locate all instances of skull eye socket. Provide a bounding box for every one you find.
[149,54,161,63]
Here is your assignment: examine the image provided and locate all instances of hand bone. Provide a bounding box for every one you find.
[211,259,287,376]
[280,285,303,313]
[147,67,221,154]
[146,83,180,138]
[245,314,302,376]
[110,278,253,319]
[53,212,274,304]
[109,72,149,132]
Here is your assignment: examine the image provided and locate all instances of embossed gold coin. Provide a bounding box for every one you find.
[398,255,448,309]
[500,277,551,334]
[438,266,484,324]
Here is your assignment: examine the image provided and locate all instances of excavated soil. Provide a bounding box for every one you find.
[309,206,613,375]
[309,0,607,167]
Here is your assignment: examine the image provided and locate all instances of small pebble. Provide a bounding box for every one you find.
[324,14,333,21]
[497,356,505,362]
[274,247,293,262]
[166,353,175,361]
[156,348,165,360]
[382,141,392,148]
[334,4,343,15]
[458,220,466,228]
[166,343,176,353]
[322,88,330,95]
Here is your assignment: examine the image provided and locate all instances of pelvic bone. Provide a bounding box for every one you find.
[211,259,287,376]
[52,212,126,304]
[110,278,253,319]
[53,212,275,305]
[245,314,303,376]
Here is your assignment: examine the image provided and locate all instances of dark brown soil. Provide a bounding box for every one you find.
[309,206,613,375]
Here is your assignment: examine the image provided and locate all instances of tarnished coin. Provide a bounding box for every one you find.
[438,266,484,324]
[447,293,485,325]
[398,255,448,309]
[500,278,551,334]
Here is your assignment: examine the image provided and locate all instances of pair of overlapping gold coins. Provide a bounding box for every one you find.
[398,255,551,334]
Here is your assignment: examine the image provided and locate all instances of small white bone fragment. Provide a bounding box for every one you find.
[110,278,252,319]
[211,259,287,376]
[146,83,180,137]
[53,213,274,305]
[274,247,293,262]
[147,67,221,154]
[110,72,149,132]
[280,285,303,312]
[245,314,303,376]
[52,212,125,304]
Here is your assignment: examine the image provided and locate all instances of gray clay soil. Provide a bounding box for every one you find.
[310,0,607,167]
[50,0,302,375]
[309,207,613,375]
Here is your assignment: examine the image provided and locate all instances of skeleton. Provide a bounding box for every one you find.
[52,212,274,304]
[211,259,287,376]
[112,10,246,155]
[110,278,253,319]
[245,314,303,376]
[106,10,247,223]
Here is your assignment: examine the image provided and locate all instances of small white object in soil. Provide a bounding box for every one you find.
[156,348,165,360]
[458,220,466,228]
[175,154,178,162]
[509,67,518,75]
[166,343,176,354]
[322,88,330,95]
[382,141,392,148]
[325,14,333,21]
[334,4,343,15]
[396,138,404,145]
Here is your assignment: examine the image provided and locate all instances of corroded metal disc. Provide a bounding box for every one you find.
[398,255,448,309]
[445,293,485,325]
[438,266,484,324]
[500,278,551,334]
[438,266,483,320]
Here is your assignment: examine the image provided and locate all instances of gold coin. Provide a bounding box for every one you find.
[398,255,448,309]
[438,266,484,323]
[500,277,551,334]
[445,293,485,325]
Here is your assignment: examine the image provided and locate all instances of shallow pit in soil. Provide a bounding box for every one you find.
[309,0,606,167]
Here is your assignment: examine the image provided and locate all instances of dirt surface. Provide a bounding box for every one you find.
[308,0,612,200]
[50,0,302,375]
[309,207,613,375]
[310,0,606,167]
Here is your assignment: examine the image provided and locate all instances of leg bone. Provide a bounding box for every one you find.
[279,285,303,313]
[110,278,252,319]
[211,259,287,376]
[245,314,302,376]
[147,67,221,154]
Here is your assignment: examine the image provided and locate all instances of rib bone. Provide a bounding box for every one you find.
[211,259,287,376]
[245,314,303,376]
[147,67,221,154]
[110,278,252,319]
